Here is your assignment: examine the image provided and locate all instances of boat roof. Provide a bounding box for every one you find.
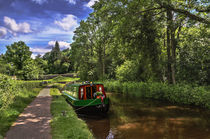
[67,82,103,87]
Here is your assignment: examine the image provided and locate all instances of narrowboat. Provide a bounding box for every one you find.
[62,82,109,113]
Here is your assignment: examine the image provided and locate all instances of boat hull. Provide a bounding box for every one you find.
[62,92,109,113]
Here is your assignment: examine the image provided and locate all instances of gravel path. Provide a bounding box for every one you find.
[5,87,52,139]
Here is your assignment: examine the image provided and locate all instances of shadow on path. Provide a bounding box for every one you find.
[5,88,52,139]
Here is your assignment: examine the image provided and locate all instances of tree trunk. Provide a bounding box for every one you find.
[97,46,103,79]
[167,8,176,84]
[167,9,172,84]
[102,44,106,80]
[171,28,176,84]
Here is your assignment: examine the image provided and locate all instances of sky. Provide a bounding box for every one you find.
[0,0,98,58]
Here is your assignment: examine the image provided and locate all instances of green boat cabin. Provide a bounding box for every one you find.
[63,83,106,100]
[62,82,109,112]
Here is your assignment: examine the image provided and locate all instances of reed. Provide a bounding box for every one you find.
[103,80,210,109]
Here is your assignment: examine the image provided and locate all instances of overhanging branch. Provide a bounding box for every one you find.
[154,0,210,24]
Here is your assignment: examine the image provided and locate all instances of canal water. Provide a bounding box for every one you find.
[77,93,210,139]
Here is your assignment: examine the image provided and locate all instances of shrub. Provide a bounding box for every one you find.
[116,60,138,82]
[103,80,210,109]
[0,74,18,109]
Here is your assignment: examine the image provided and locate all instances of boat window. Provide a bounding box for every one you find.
[92,86,97,98]
[80,88,84,99]
[99,86,102,92]
[86,87,92,99]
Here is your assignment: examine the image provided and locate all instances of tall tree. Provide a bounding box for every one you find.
[3,41,43,79]
[70,0,209,85]
[4,41,32,71]
[50,41,61,63]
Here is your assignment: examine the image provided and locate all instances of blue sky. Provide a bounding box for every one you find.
[0,0,98,58]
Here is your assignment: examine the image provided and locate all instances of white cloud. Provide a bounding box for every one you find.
[30,48,51,53]
[31,53,37,59]
[85,0,98,8]
[31,0,47,5]
[42,27,74,36]
[54,14,79,31]
[30,47,51,59]
[66,0,76,4]
[48,41,70,49]
[0,27,7,38]
[4,16,32,34]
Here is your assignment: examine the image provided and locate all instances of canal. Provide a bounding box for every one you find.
[77,93,210,139]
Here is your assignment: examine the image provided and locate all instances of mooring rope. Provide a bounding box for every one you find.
[74,98,100,111]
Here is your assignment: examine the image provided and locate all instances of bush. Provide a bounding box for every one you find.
[116,60,138,82]
[0,74,18,109]
[103,80,210,109]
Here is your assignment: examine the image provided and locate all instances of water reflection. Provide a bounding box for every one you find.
[77,93,210,139]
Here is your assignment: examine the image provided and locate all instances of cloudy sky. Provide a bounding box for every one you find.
[0,0,98,58]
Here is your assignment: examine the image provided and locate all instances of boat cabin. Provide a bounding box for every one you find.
[63,83,106,100]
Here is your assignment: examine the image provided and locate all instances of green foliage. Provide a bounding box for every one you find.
[4,41,32,71]
[35,56,49,74]
[60,62,70,73]
[50,41,61,64]
[116,60,138,82]
[69,0,209,85]
[177,26,210,84]
[0,74,43,136]
[2,41,44,80]
[70,0,162,82]
[22,59,44,80]
[51,83,65,91]
[103,80,210,109]
[42,42,72,74]
[49,76,79,83]
[0,58,10,75]
[0,74,17,109]
[50,88,93,139]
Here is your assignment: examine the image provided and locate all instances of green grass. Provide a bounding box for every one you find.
[51,83,66,91]
[48,76,80,83]
[0,74,79,137]
[0,79,43,136]
[50,88,93,139]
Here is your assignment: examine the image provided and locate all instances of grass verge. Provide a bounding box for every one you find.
[0,74,44,136]
[50,88,93,139]
[48,76,79,83]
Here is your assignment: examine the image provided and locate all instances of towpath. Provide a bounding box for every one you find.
[5,87,52,139]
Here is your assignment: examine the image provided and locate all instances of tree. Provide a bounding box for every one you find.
[0,56,11,75]
[4,41,32,77]
[50,41,61,63]
[70,0,209,85]
[22,59,44,80]
[177,25,210,84]
[35,56,49,74]
[4,41,32,71]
